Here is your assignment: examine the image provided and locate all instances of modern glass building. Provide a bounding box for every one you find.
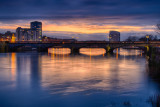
[109,31,120,42]
[30,21,42,41]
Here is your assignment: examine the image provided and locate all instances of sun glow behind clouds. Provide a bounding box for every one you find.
[0,20,154,34]
[43,23,154,34]
[0,19,155,40]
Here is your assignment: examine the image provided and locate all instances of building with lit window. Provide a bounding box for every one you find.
[15,21,42,41]
[109,31,120,42]
[31,21,42,41]
[0,31,15,41]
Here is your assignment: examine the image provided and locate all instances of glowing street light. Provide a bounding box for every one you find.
[146,35,149,43]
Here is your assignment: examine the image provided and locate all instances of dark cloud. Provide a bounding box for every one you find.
[0,0,160,18]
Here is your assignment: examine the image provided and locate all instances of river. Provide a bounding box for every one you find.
[0,48,159,107]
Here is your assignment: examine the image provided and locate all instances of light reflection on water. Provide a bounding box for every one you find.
[80,48,106,56]
[0,48,158,107]
[48,48,143,57]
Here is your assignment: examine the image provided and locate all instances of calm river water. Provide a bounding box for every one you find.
[0,48,159,107]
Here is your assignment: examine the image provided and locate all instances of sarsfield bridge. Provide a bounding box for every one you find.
[0,41,160,54]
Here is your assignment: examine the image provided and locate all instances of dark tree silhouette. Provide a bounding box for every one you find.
[156,24,160,34]
[125,36,139,41]
[138,35,158,41]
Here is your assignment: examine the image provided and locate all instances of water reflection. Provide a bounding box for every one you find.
[41,52,145,95]
[48,48,142,57]
[0,49,159,107]
[116,48,119,59]
[11,53,16,81]
[80,48,106,56]
[48,48,70,55]
[15,53,42,91]
[118,48,142,56]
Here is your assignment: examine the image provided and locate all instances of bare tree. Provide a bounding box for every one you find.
[125,36,139,41]
[156,24,160,34]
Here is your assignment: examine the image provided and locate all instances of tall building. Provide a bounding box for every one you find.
[15,21,42,41]
[15,27,22,41]
[16,28,30,41]
[109,31,120,42]
[31,21,42,41]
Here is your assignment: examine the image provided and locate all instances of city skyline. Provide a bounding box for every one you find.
[0,0,159,40]
[16,21,42,41]
[0,20,157,40]
[0,20,157,41]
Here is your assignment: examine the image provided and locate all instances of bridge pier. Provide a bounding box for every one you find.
[0,42,9,52]
[140,46,150,56]
[37,47,48,52]
[104,46,114,54]
[70,47,80,54]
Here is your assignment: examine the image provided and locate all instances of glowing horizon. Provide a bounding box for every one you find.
[0,21,154,34]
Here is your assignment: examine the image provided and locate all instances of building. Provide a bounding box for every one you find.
[109,31,120,42]
[31,21,42,41]
[0,31,15,41]
[15,21,42,41]
[15,27,22,41]
[5,31,13,40]
[16,27,29,41]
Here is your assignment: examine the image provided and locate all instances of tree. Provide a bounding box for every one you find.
[125,36,139,41]
[153,35,158,41]
[139,36,147,41]
[156,24,160,34]
[138,35,157,41]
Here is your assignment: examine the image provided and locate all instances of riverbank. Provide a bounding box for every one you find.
[148,47,160,80]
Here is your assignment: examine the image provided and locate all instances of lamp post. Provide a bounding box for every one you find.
[146,35,149,43]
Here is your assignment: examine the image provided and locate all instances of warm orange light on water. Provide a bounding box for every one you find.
[116,48,119,59]
[80,48,106,56]
[11,53,16,80]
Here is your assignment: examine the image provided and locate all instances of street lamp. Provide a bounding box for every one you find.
[146,35,149,43]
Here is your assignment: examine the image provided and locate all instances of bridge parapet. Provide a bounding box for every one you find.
[2,42,160,53]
